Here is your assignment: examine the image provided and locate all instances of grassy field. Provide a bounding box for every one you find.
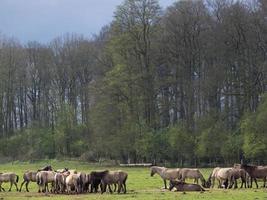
[0,160,266,200]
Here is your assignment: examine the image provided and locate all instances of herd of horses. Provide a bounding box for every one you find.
[0,163,266,194]
[150,163,267,191]
[0,165,128,194]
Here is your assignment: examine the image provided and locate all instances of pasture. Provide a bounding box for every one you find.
[0,160,266,200]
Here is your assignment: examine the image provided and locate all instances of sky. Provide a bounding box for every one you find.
[0,0,176,44]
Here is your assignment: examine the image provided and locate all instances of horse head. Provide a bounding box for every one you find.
[150,166,157,177]
[205,174,212,188]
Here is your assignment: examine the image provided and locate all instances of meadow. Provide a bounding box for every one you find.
[0,160,266,200]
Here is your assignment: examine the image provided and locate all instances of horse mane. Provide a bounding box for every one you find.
[242,164,257,169]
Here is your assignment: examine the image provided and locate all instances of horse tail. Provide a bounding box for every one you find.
[36,174,40,185]
[38,175,43,186]
[16,175,19,183]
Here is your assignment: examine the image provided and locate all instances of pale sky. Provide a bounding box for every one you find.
[0,0,176,44]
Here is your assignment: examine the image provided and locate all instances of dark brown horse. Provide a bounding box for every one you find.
[89,170,109,193]
[169,180,205,192]
[241,164,267,188]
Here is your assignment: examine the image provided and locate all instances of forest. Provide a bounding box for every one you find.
[0,0,266,166]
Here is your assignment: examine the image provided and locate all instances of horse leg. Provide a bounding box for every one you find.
[217,179,221,188]
[117,183,122,194]
[234,179,238,189]
[14,182,18,191]
[123,182,127,194]
[254,178,258,189]
[19,180,26,192]
[108,184,113,194]
[8,182,13,191]
[163,179,167,189]
[212,177,215,188]
[263,177,266,188]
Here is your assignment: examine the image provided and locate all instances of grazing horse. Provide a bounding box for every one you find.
[19,171,37,192]
[178,168,207,187]
[207,167,233,188]
[0,173,19,192]
[101,170,128,194]
[241,164,267,188]
[207,167,220,188]
[150,166,180,189]
[169,180,205,192]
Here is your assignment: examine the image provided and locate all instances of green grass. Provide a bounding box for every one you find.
[0,160,266,199]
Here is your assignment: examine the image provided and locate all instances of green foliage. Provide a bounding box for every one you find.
[167,124,194,165]
[242,94,267,161]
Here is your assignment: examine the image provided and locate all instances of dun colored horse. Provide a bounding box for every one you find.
[178,168,207,187]
[101,170,128,194]
[150,166,180,189]
[36,171,56,193]
[0,172,19,192]
[207,167,234,188]
[19,171,37,192]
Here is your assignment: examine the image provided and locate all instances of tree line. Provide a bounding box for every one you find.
[0,0,267,166]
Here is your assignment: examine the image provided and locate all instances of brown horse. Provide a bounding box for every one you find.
[169,180,205,192]
[241,164,267,188]
[150,166,180,189]
[230,164,249,188]
[90,170,109,193]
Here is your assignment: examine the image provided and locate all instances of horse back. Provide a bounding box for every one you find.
[164,168,180,180]
[252,166,267,178]
[0,172,17,182]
